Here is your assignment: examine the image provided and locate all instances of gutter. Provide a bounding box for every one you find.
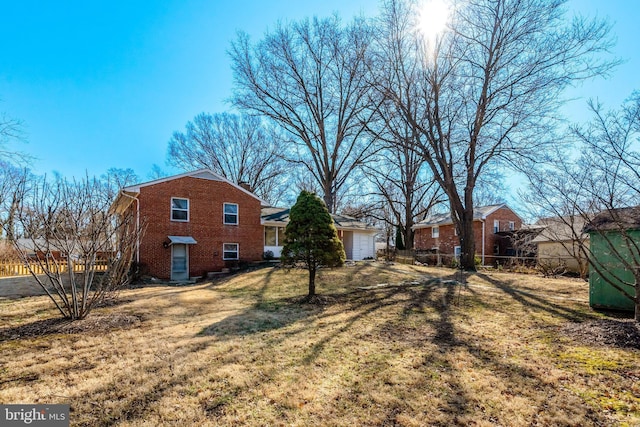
[481,219,485,266]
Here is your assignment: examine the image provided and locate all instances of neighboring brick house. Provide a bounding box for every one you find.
[412,204,523,266]
[111,169,268,281]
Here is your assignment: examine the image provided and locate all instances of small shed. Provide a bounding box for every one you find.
[584,207,640,312]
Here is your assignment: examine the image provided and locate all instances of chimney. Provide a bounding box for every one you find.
[238,182,253,193]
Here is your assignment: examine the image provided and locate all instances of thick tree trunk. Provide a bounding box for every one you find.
[460,183,477,271]
[405,204,414,250]
[322,177,335,214]
[323,193,334,214]
[308,266,316,298]
[459,214,477,271]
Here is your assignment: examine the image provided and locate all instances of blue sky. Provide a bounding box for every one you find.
[0,0,637,182]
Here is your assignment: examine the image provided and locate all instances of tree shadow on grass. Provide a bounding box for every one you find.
[198,299,322,338]
[33,272,614,426]
[198,267,323,338]
[475,272,595,323]
[389,280,612,425]
[0,312,142,342]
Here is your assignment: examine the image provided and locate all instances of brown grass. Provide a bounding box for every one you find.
[1,262,639,426]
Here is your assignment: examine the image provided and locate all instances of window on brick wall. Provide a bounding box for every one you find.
[171,198,189,222]
[493,220,499,233]
[432,226,439,238]
[224,203,238,225]
[509,221,515,231]
[223,243,239,260]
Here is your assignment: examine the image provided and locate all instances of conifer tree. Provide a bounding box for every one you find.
[281,191,345,300]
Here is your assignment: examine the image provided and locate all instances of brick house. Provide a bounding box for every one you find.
[112,169,378,281]
[112,169,268,281]
[412,204,523,266]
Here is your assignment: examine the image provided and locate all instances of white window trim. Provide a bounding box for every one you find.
[509,221,515,231]
[493,219,499,233]
[171,197,189,222]
[223,203,239,225]
[454,246,461,259]
[432,226,439,238]
[223,243,239,260]
[264,226,278,247]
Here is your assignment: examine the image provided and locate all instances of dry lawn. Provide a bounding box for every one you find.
[0,262,639,426]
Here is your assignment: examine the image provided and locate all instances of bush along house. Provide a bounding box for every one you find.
[111,169,379,281]
[412,204,523,266]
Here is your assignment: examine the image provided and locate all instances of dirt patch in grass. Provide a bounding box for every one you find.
[562,318,640,349]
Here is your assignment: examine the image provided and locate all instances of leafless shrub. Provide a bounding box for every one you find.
[537,260,567,278]
[9,175,143,320]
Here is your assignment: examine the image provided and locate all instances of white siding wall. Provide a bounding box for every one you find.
[264,228,376,261]
[351,231,376,260]
[264,245,282,258]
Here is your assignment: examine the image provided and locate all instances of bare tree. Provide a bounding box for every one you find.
[168,112,286,204]
[363,148,442,249]
[525,93,640,320]
[9,175,142,320]
[147,164,170,181]
[379,0,616,270]
[0,112,24,159]
[0,162,30,241]
[230,14,380,212]
[101,167,139,201]
[0,102,28,237]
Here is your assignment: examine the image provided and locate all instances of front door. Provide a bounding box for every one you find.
[171,244,188,281]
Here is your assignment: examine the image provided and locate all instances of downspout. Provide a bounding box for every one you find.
[120,191,141,264]
[481,219,485,266]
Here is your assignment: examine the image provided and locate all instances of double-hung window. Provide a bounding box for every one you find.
[265,226,277,246]
[223,243,239,260]
[171,198,189,222]
[224,203,238,225]
[432,226,439,238]
[264,226,287,246]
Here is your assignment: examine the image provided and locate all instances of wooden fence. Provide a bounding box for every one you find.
[0,260,109,278]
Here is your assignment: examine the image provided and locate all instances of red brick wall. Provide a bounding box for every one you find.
[413,207,522,264]
[484,207,522,265]
[135,176,264,279]
[414,223,458,254]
